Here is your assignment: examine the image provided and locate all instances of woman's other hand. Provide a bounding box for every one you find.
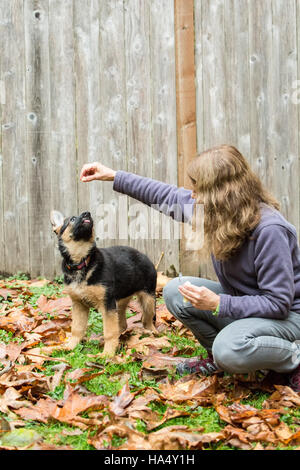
[80,162,116,182]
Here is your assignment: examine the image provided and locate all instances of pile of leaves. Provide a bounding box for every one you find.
[0,275,300,450]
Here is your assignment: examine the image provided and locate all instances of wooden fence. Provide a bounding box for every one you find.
[0,0,178,278]
[0,0,299,279]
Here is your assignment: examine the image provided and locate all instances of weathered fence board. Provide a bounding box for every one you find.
[49,0,78,276]
[150,0,179,272]
[124,0,152,258]
[98,0,127,248]
[24,0,53,277]
[249,0,298,232]
[1,0,30,274]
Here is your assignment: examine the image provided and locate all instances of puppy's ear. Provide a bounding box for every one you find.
[50,210,65,235]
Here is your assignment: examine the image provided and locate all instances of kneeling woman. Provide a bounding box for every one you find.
[80,145,300,391]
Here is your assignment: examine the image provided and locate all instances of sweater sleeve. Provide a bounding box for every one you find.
[113,170,195,222]
[218,225,295,320]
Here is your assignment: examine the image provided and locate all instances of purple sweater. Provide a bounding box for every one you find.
[113,171,300,320]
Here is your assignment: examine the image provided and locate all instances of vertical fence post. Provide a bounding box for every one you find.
[174,0,199,275]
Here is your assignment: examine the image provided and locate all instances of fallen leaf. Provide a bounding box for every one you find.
[0,387,31,414]
[0,367,49,395]
[15,398,57,423]
[0,428,41,448]
[0,342,24,362]
[29,279,50,288]
[0,288,17,300]
[285,429,300,445]
[39,296,72,314]
[147,407,190,431]
[263,385,300,409]
[48,363,70,391]
[89,423,151,450]
[109,383,135,416]
[126,334,171,354]
[155,304,175,325]
[28,441,73,450]
[64,368,104,385]
[51,385,109,428]
[0,309,37,334]
[148,425,225,450]
[142,349,185,369]
[159,375,218,403]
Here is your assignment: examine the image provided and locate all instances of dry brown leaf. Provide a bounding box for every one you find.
[127,300,143,316]
[109,383,135,416]
[65,368,93,383]
[39,296,72,314]
[172,346,195,356]
[32,318,71,336]
[263,385,300,409]
[0,367,49,395]
[273,421,294,442]
[51,385,109,427]
[127,388,160,411]
[0,309,37,334]
[159,375,218,403]
[0,288,18,300]
[126,334,171,354]
[146,407,190,431]
[126,313,143,331]
[29,280,50,288]
[61,428,83,437]
[142,349,186,369]
[148,425,224,450]
[215,404,233,424]
[89,423,151,450]
[64,368,104,385]
[0,387,31,414]
[223,425,252,448]
[48,363,70,392]
[28,441,73,450]
[36,294,48,310]
[15,398,57,423]
[155,304,175,325]
[0,342,25,362]
[283,429,300,445]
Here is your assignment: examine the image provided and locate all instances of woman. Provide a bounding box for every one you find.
[80,145,300,391]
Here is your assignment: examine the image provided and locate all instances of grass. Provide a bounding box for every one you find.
[1,274,299,450]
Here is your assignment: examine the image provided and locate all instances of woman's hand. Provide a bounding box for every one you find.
[178,282,220,311]
[80,162,116,182]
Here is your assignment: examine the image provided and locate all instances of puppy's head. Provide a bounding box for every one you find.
[50,210,95,263]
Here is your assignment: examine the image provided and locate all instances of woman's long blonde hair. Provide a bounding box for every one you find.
[187,145,279,261]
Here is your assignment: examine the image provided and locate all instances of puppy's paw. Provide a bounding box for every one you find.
[143,324,158,335]
[97,351,115,359]
[63,338,81,351]
[97,344,118,359]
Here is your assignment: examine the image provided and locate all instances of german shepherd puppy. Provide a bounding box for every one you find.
[50,210,157,357]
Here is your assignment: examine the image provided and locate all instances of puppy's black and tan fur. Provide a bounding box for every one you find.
[50,210,157,357]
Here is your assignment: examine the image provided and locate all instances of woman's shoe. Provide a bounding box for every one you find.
[288,364,300,392]
[176,353,220,376]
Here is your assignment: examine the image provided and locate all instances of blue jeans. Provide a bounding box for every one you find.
[163,277,300,374]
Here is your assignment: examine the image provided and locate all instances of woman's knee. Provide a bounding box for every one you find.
[163,278,180,306]
[212,328,253,373]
